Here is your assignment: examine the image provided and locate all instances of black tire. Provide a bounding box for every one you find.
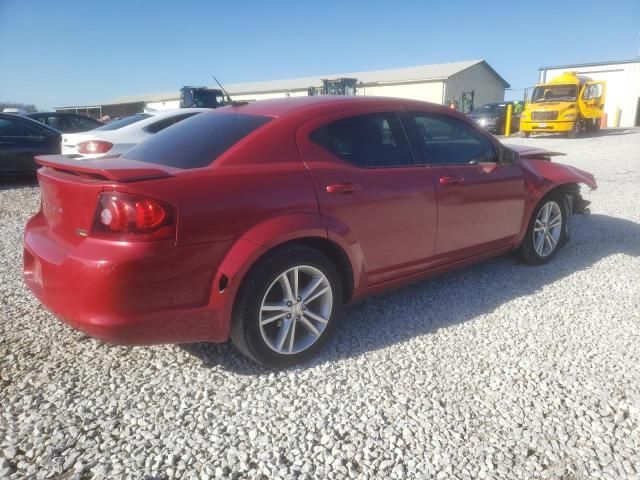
[230,245,342,368]
[523,131,531,138]
[518,193,569,265]
[567,119,581,138]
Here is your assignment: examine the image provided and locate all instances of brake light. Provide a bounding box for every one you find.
[77,140,113,154]
[92,192,175,241]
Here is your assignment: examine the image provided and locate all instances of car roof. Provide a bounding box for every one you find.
[90,108,210,134]
[220,96,453,118]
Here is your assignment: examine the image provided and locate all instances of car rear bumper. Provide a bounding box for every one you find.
[520,120,574,132]
[23,213,233,345]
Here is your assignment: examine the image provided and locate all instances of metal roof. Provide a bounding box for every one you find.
[539,58,640,71]
[91,59,508,107]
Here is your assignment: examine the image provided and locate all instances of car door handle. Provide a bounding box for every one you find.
[439,176,464,185]
[326,183,362,194]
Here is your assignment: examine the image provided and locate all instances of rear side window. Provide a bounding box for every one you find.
[0,117,44,136]
[407,113,497,164]
[143,112,200,134]
[95,114,151,131]
[310,112,413,168]
[123,112,272,169]
[69,116,100,130]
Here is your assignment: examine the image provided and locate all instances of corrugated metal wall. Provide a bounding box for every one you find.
[445,63,506,110]
[358,81,445,103]
[539,62,640,127]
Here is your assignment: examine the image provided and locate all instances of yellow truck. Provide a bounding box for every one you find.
[520,72,605,138]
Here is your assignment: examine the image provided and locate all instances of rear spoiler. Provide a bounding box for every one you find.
[35,155,174,182]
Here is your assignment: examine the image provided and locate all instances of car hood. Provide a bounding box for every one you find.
[468,112,499,119]
[509,145,597,190]
[506,144,566,159]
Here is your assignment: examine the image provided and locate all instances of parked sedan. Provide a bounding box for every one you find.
[467,101,521,134]
[0,113,60,175]
[27,112,102,133]
[24,97,596,367]
[61,108,208,159]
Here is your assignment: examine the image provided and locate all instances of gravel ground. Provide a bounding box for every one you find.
[1,128,639,480]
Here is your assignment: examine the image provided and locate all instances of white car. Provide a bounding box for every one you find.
[61,108,209,159]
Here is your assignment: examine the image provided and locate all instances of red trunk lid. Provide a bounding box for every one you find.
[35,155,175,246]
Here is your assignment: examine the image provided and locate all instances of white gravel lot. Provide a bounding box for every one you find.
[1,128,639,480]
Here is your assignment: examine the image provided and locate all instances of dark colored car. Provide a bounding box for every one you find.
[0,113,61,175]
[24,97,596,368]
[467,102,521,134]
[27,112,102,133]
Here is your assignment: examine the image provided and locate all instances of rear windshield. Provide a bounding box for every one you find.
[123,112,272,169]
[95,114,151,131]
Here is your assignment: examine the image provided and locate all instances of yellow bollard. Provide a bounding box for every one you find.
[504,104,513,137]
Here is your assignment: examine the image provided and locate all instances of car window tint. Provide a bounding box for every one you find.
[144,112,200,134]
[0,118,42,136]
[123,112,272,169]
[310,112,413,168]
[408,113,497,164]
[42,116,61,129]
[69,116,99,131]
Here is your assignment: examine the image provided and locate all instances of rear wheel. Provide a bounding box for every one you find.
[231,245,342,368]
[518,193,568,265]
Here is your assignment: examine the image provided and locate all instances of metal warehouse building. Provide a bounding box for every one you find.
[539,59,640,128]
[56,59,509,118]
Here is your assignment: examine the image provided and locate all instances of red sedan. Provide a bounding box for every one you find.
[23,97,596,367]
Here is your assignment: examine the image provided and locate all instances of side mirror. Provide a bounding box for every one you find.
[499,145,518,165]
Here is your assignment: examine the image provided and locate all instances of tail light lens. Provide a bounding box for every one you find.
[77,140,113,154]
[92,192,175,241]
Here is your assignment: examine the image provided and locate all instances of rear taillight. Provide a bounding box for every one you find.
[77,140,113,154]
[92,192,175,241]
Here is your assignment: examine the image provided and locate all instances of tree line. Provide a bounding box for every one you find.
[0,101,38,113]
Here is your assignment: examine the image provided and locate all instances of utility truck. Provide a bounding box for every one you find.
[520,72,605,138]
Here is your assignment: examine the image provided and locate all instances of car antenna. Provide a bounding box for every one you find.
[213,76,247,107]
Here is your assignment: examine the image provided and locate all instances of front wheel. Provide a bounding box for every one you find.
[567,119,581,138]
[231,245,342,368]
[518,194,568,265]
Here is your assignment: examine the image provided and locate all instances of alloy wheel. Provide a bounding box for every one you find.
[533,201,562,257]
[259,265,333,355]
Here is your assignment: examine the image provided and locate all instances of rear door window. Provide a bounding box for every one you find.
[123,112,272,168]
[0,117,44,137]
[310,112,413,168]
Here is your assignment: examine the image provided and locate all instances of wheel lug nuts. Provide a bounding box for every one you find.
[286,301,292,307]
[297,296,301,301]
[286,313,291,318]
[296,315,301,319]
[301,305,306,310]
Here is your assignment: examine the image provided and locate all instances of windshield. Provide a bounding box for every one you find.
[94,113,151,131]
[531,85,577,103]
[472,104,505,114]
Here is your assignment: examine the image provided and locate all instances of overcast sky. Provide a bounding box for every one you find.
[1,0,639,110]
